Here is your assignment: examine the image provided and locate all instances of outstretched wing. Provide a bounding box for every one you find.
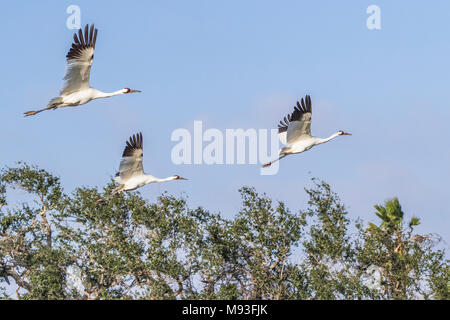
[277,95,312,145]
[117,133,144,181]
[60,24,98,95]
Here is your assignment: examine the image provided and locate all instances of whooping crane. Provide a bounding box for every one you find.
[262,95,351,168]
[24,24,141,117]
[97,132,187,203]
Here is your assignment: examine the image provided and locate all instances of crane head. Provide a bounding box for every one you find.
[338,130,352,136]
[123,88,142,94]
[173,175,188,181]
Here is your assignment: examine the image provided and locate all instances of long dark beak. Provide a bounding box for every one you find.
[130,89,141,93]
[343,132,352,136]
[178,177,188,180]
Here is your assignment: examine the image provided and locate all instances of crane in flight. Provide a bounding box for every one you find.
[24,24,141,117]
[97,132,187,203]
[262,95,351,168]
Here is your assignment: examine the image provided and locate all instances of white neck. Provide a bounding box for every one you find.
[95,89,124,99]
[145,175,176,184]
[316,132,340,145]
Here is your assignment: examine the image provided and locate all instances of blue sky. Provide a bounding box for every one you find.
[0,1,449,242]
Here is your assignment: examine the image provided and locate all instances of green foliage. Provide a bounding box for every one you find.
[296,179,376,299]
[0,163,448,300]
[0,184,6,208]
[357,198,449,299]
[374,197,404,227]
[225,187,302,299]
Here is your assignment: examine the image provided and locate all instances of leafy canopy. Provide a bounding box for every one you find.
[0,163,448,300]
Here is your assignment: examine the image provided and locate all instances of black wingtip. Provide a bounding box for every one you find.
[277,95,312,129]
[122,132,144,157]
[66,23,98,60]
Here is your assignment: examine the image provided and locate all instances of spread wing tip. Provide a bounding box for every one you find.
[279,94,312,125]
[122,132,143,157]
[66,23,98,60]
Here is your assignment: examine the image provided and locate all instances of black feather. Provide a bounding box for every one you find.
[277,95,312,132]
[122,132,143,157]
[66,24,98,61]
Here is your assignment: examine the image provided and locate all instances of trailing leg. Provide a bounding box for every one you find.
[262,154,287,168]
[24,97,63,117]
[96,185,125,203]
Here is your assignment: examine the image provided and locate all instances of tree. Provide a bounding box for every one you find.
[293,179,376,299]
[208,186,302,299]
[357,198,449,299]
[0,163,448,299]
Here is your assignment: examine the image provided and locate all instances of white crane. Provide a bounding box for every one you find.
[262,95,351,168]
[97,132,187,203]
[24,24,141,117]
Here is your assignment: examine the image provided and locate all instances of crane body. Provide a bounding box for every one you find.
[263,95,351,168]
[98,133,187,203]
[25,24,140,117]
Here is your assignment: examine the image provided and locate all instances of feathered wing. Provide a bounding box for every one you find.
[60,24,98,96]
[278,128,287,145]
[117,133,144,182]
[277,95,312,145]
